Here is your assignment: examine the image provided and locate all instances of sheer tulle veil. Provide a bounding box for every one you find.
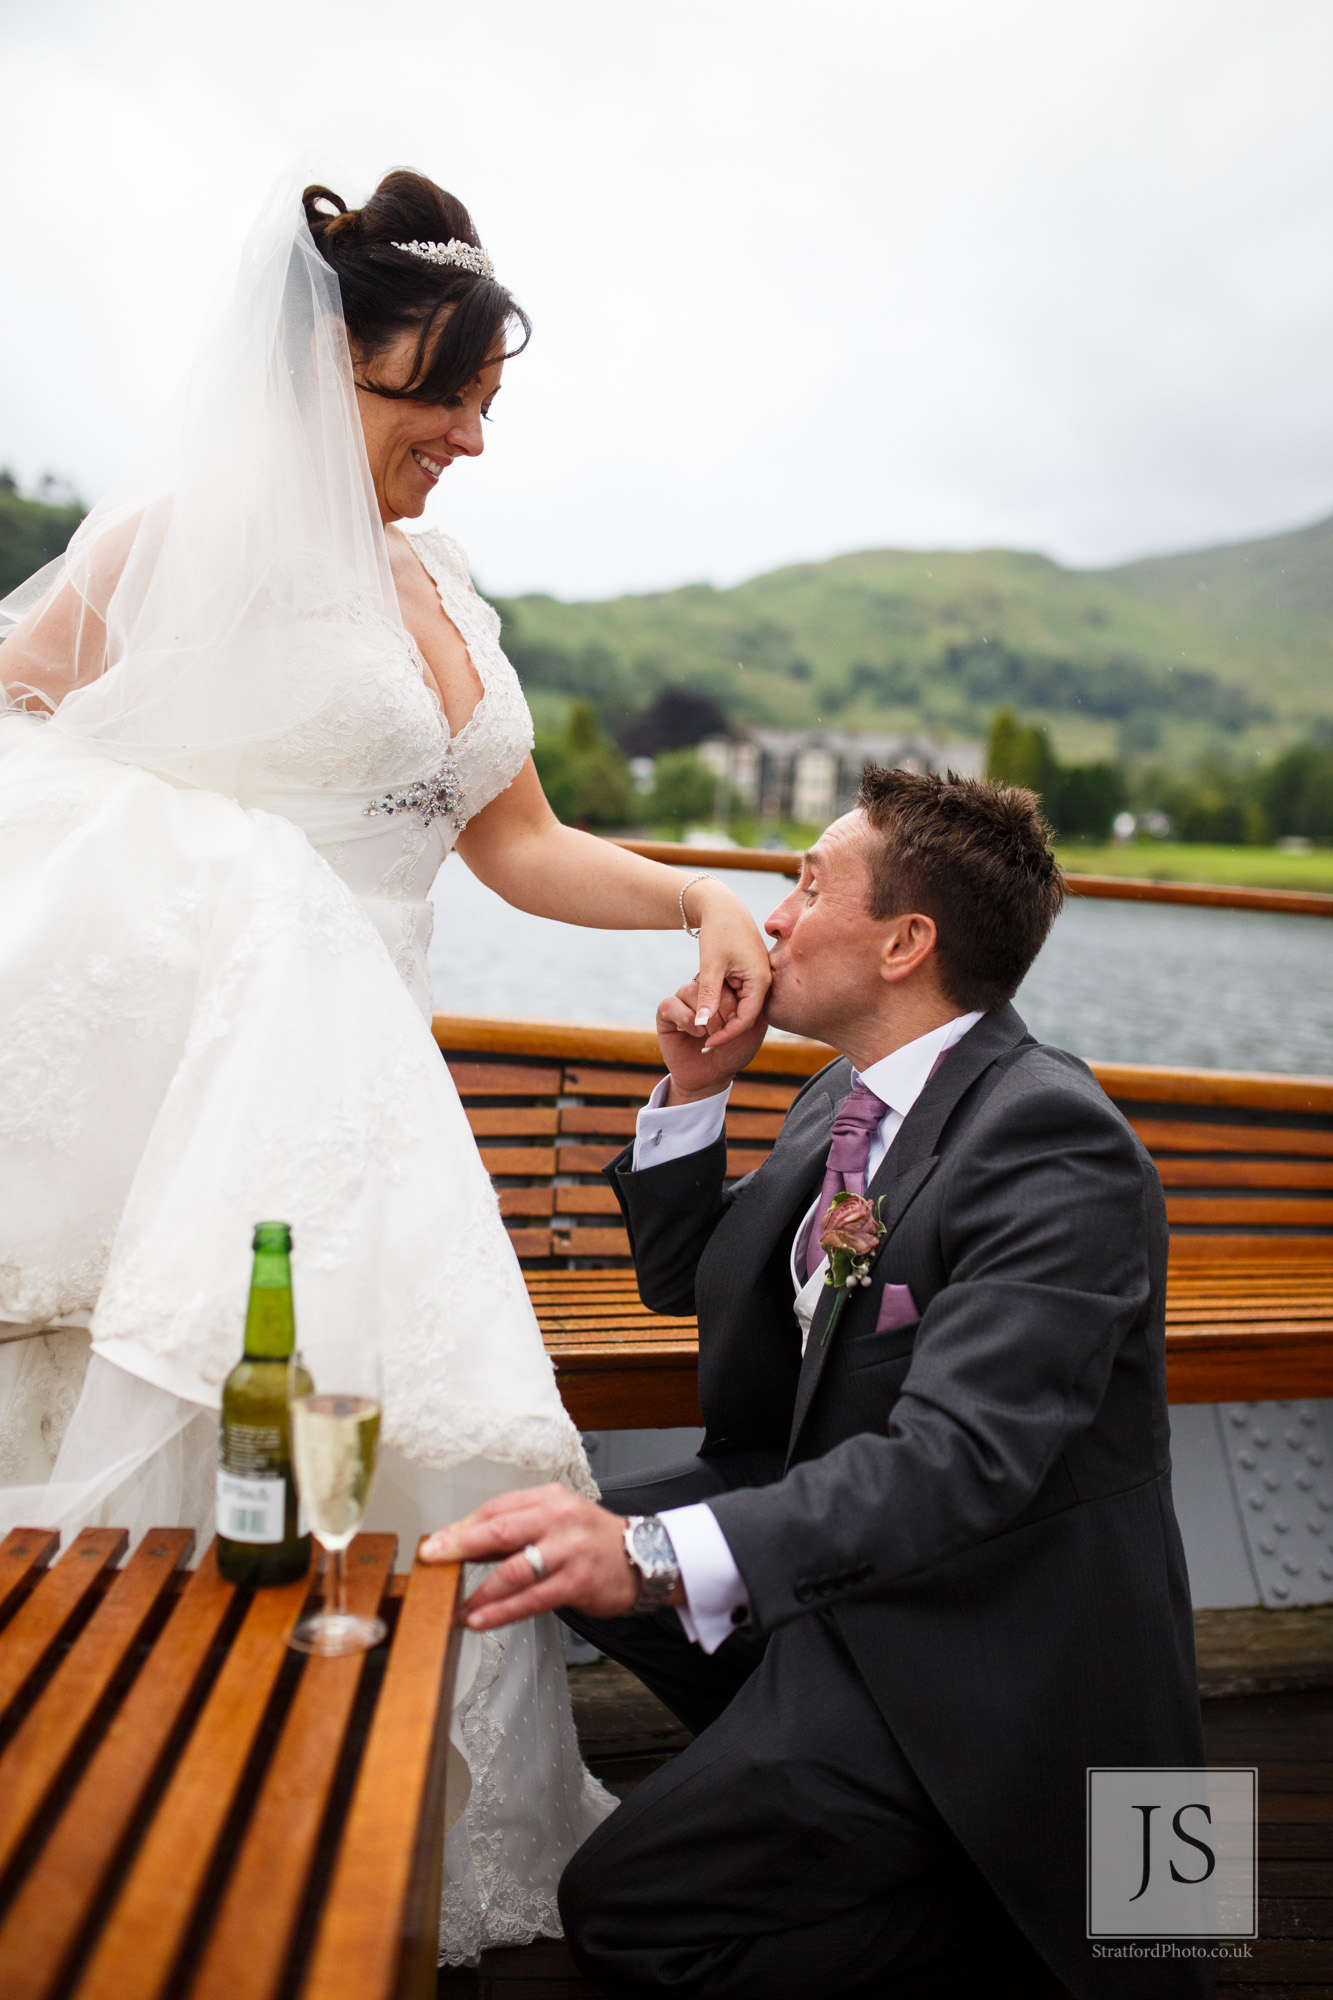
[0,163,594,1540]
[0,164,414,796]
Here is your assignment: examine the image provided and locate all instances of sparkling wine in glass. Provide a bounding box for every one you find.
[288,1348,386,1656]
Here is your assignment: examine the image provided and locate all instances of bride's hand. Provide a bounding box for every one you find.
[684,878,772,1051]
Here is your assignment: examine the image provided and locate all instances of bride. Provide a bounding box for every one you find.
[0,166,769,1960]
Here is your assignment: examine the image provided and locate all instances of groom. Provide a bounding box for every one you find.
[424,767,1208,1999]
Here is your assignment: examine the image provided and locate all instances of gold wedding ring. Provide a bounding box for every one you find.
[522,1542,547,1582]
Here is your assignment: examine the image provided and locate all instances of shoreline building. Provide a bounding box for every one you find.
[697,730,985,827]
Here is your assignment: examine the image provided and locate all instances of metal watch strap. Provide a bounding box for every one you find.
[623,1513,681,1613]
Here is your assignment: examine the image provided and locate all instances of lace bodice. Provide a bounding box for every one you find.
[235,527,534,1014]
[240,527,532,827]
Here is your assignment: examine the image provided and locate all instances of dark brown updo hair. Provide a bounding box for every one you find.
[302,169,530,405]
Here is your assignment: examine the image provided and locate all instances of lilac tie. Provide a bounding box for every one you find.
[800,1081,888,1283]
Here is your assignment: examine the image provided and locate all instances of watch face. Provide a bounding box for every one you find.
[630,1517,673,1575]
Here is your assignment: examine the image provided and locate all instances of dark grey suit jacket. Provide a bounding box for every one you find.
[606,1003,1207,1998]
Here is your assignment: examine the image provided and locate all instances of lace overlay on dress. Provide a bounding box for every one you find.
[404,528,535,827]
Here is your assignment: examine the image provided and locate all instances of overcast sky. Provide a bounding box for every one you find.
[3,0,1331,599]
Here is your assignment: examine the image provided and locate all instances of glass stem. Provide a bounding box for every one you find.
[329,1545,349,1621]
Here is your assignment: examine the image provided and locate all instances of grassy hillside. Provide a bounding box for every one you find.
[496,516,1333,764]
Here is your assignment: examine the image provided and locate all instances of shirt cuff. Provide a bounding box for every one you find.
[631,1077,730,1172]
[659,1501,751,1654]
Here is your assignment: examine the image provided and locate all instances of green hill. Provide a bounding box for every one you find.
[2,475,1329,767]
[495,515,1333,764]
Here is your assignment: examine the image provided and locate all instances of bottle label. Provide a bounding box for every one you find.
[217,1469,287,1545]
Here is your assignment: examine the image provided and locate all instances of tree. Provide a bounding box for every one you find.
[1260,741,1333,842]
[616,686,731,757]
[532,701,634,828]
[985,708,1059,794]
[645,750,716,837]
[1046,762,1127,840]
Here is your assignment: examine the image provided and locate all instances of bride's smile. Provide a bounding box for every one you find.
[353,319,507,525]
[411,447,450,481]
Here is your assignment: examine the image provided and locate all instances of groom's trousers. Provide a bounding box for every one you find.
[558,1456,1051,2000]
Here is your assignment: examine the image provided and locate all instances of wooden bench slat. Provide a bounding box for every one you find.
[0,1529,192,1882]
[504,1227,553,1258]
[73,1554,313,2000]
[0,1528,59,1628]
[497,1187,554,1217]
[300,1557,462,2000]
[556,1142,622,1173]
[445,1062,561,1095]
[549,1226,632,1259]
[1156,1158,1333,1190]
[524,1271,643,1288]
[1132,1118,1333,1159]
[1165,1196,1333,1228]
[466,1107,559,1138]
[1166,1330,1333,1404]
[479,1145,558,1176]
[1168,1235,1333,1266]
[0,1548,236,2000]
[559,1105,637,1136]
[561,1066,664,1098]
[1170,1309,1333,1325]
[728,1081,800,1111]
[541,1322,700,1341]
[189,1537,397,2000]
[0,1529,128,1727]
[554,1186,621,1215]
[550,1368,705,1430]
[726,1149,770,1179]
[726,1112,786,1140]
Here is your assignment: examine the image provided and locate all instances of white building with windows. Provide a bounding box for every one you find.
[697,730,984,828]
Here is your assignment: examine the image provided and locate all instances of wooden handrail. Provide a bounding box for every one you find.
[610,839,1333,918]
[432,1013,1333,1114]
[433,1013,835,1075]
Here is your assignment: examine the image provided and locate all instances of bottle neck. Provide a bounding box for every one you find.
[243,1246,295,1359]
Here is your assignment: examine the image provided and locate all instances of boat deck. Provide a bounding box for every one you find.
[438,1670,1333,1996]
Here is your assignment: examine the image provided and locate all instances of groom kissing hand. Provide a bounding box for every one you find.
[424,766,1206,2000]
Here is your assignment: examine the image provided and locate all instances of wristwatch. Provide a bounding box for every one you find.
[622,1514,681,1613]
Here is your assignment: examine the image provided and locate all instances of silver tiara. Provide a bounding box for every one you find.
[392,238,495,280]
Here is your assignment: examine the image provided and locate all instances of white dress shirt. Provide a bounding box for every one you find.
[631,1011,984,1652]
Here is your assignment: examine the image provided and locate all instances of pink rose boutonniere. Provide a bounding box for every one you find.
[817,1191,886,1345]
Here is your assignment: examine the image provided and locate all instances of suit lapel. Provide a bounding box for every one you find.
[785,1005,1032,1462]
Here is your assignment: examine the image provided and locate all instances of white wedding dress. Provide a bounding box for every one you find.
[0,521,617,1961]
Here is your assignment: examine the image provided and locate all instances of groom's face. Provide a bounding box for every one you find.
[763,813,895,1042]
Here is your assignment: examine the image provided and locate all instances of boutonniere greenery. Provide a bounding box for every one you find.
[818,1192,886,1345]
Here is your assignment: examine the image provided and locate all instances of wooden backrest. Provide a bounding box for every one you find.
[435,1017,1333,1268]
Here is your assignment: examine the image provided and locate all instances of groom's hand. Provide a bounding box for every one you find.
[658,978,767,1104]
[419,1485,663,1630]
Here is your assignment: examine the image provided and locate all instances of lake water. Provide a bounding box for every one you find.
[428,857,1333,1076]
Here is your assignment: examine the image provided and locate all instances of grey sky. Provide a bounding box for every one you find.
[3,0,1331,598]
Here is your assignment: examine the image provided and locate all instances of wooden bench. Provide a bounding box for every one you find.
[0,1529,462,2000]
[433,1013,1333,1425]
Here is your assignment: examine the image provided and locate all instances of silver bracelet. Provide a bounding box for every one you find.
[679,873,711,939]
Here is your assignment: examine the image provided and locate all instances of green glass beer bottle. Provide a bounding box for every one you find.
[216,1221,313,1587]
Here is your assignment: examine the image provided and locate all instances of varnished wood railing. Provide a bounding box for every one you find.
[432,1013,1333,1117]
[611,839,1333,919]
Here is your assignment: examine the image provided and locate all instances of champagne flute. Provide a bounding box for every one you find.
[287,1343,387,1655]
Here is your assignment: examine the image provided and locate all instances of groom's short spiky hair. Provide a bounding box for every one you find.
[855,767,1065,1013]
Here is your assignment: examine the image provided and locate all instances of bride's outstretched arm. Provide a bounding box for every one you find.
[455,757,771,1048]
